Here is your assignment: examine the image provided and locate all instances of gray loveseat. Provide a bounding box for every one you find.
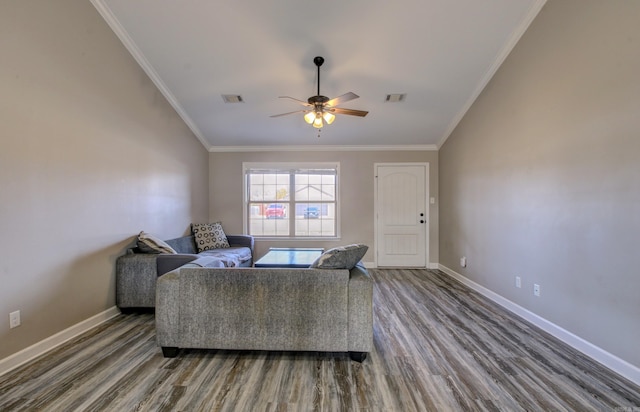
[155,263,373,362]
[116,234,254,310]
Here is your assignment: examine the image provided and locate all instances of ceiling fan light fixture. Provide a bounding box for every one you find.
[312,113,324,129]
[323,111,335,125]
[304,111,316,124]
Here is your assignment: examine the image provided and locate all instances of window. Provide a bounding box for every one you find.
[244,163,339,238]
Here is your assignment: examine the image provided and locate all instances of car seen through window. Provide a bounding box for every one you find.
[265,204,286,219]
[303,206,320,219]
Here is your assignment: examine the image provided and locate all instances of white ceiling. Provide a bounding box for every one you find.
[92,0,546,151]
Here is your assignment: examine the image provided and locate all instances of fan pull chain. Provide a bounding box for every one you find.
[317,128,322,138]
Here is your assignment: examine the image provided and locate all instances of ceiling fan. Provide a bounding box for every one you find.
[270,56,368,129]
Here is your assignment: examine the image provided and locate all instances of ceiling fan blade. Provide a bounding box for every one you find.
[330,107,368,117]
[278,96,312,107]
[325,92,359,107]
[270,110,307,118]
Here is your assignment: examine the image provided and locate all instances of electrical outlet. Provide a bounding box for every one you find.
[534,284,541,297]
[460,256,467,268]
[515,276,521,288]
[9,310,21,329]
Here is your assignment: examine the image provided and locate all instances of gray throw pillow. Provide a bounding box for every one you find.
[310,244,368,269]
[192,222,230,252]
[137,231,177,254]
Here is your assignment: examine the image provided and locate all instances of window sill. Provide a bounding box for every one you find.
[253,236,341,241]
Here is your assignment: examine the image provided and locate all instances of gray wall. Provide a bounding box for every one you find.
[209,150,439,265]
[0,0,209,360]
[440,0,640,367]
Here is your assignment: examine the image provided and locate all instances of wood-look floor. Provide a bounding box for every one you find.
[1,269,639,411]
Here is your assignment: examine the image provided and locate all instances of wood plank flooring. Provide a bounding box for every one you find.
[1,269,639,411]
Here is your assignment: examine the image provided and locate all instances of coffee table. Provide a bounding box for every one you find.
[254,247,324,268]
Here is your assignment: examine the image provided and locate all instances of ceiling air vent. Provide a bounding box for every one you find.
[221,94,244,103]
[385,93,406,103]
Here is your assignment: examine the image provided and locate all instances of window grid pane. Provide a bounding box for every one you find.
[246,166,337,238]
[248,202,290,236]
[294,203,335,237]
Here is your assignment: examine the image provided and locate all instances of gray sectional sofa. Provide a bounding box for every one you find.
[116,234,254,310]
[155,263,373,362]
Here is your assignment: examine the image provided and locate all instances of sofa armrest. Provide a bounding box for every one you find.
[226,234,254,251]
[156,270,181,347]
[156,254,198,276]
[226,235,255,264]
[116,253,158,308]
[347,263,373,352]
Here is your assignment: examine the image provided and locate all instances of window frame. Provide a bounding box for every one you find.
[243,162,340,240]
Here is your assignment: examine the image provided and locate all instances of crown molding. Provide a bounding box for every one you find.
[436,0,548,149]
[208,144,438,153]
[90,0,213,151]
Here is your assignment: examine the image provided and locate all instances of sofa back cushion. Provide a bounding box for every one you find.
[165,235,198,254]
[174,267,350,351]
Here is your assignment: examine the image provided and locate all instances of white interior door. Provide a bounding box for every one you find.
[375,164,427,267]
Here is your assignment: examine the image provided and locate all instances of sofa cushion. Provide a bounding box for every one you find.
[199,247,252,267]
[137,231,177,254]
[310,244,368,270]
[192,222,230,252]
[181,256,225,268]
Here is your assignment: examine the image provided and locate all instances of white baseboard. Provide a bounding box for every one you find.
[363,262,439,269]
[438,264,640,386]
[0,306,121,377]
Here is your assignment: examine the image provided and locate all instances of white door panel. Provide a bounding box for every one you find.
[376,164,427,267]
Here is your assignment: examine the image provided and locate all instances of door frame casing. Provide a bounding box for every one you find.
[374,162,430,268]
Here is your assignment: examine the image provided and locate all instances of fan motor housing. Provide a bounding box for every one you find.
[308,95,329,105]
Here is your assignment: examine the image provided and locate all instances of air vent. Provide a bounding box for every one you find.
[221,94,244,103]
[385,93,406,103]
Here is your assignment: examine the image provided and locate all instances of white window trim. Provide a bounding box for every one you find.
[242,162,341,240]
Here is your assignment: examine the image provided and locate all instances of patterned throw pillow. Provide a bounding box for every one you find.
[137,231,177,254]
[310,244,368,270]
[192,222,230,252]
